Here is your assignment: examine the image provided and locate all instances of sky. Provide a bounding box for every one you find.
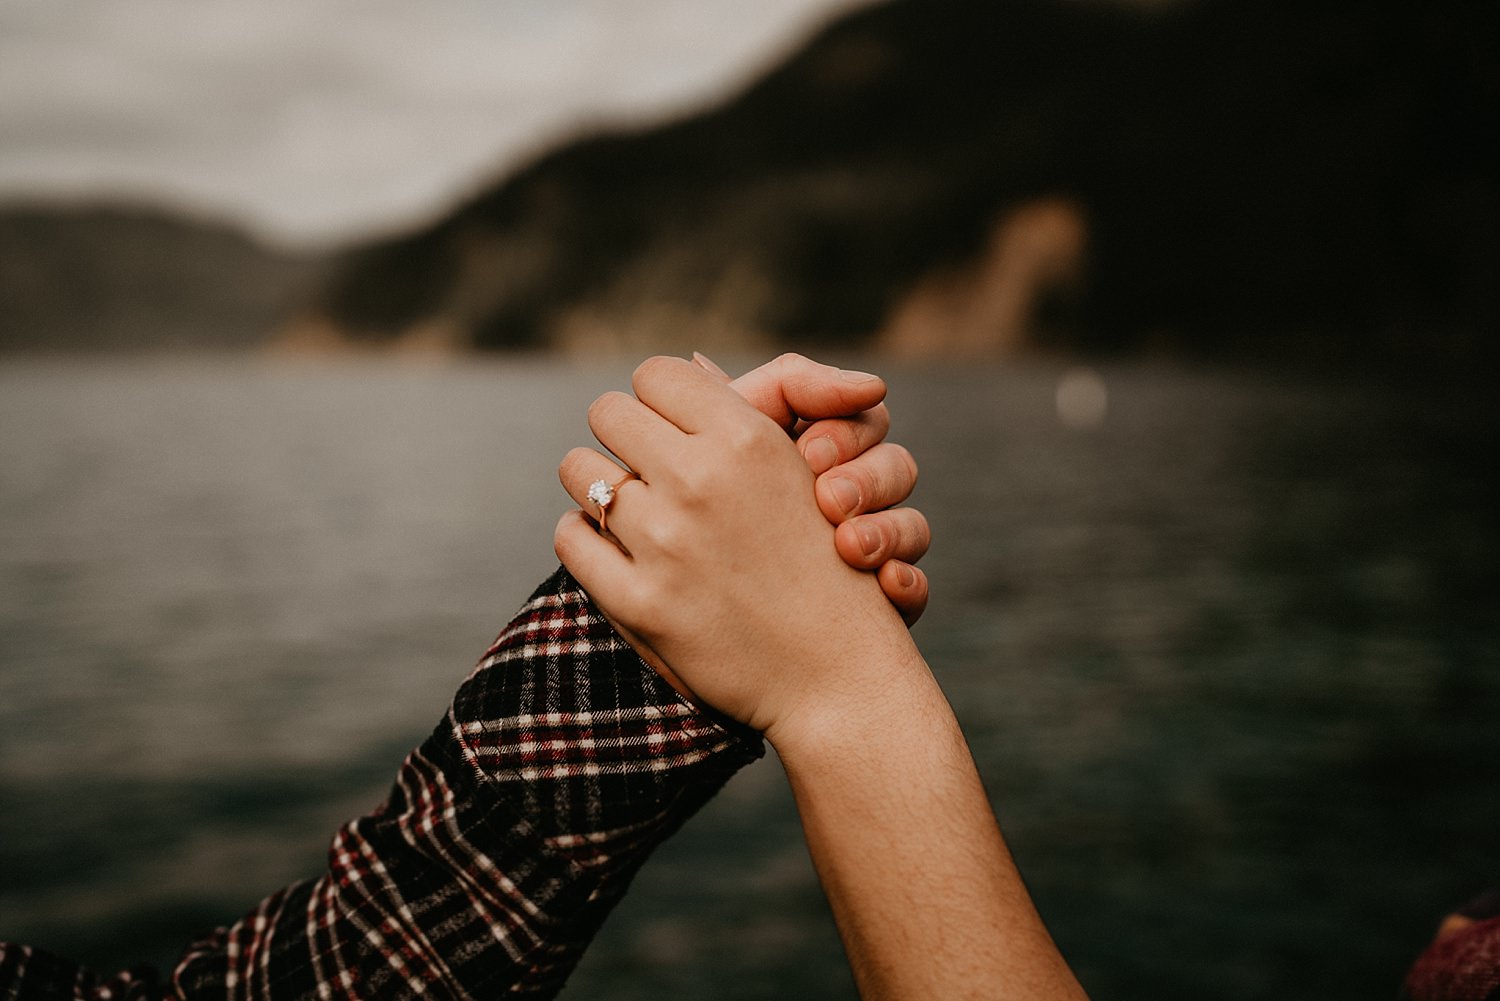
[0,0,872,248]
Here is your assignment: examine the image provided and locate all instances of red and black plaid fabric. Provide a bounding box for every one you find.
[0,568,763,999]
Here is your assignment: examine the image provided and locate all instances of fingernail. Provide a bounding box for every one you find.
[692,351,731,379]
[856,522,882,558]
[827,477,861,517]
[895,562,916,588]
[804,436,839,474]
[839,368,880,384]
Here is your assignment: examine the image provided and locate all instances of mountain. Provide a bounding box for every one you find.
[0,202,322,352]
[10,0,1489,359]
[294,0,1497,361]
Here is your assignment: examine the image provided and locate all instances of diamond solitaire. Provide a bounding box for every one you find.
[587,479,614,508]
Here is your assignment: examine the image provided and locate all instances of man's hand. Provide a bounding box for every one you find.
[556,358,1088,999]
[695,352,930,624]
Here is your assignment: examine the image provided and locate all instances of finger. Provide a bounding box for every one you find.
[815,442,918,523]
[558,446,647,539]
[608,612,697,701]
[728,352,886,432]
[557,446,630,511]
[631,355,763,435]
[557,510,697,699]
[554,509,641,617]
[834,507,931,569]
[587,387,685,476]
[797,403,891,475]
[877,560,929,626]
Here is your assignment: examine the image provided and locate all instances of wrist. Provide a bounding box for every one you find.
[761,641,948,768]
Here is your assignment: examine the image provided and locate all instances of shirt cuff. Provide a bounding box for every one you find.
[447,566,763,853]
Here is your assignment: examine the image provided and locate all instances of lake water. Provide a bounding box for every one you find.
[1,355,1495,999]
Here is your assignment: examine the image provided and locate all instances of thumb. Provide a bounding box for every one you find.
[708,352,886,430]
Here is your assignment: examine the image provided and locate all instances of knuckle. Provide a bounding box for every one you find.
[836,416,872,455]
[632,354,682,390]
[825,409,886,459]
[675,464,714,503]
[558,446,593,479]
[783,352,848,401]
[723,414,774,455]
[825,422,861,459]
[587,390,625,426]
[642,514,688,555]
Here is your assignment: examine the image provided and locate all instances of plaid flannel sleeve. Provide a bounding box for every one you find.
[0,567,764,1000]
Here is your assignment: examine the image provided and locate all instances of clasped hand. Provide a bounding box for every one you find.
[556,354,928,739]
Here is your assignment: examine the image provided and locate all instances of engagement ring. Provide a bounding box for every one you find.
[588,472,636,534]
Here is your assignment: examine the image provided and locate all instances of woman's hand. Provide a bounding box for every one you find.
[555,355,923,739]
[698,352,930,624]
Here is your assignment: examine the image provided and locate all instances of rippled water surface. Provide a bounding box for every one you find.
[1,356,1495,999]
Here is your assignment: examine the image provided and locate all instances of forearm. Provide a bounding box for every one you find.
[773,653,1087,1001]
[557,356,1083,995]
[0,569,761,1000]
[269,568,760,997]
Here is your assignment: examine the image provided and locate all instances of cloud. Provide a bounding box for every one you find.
[0,0,870,246]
